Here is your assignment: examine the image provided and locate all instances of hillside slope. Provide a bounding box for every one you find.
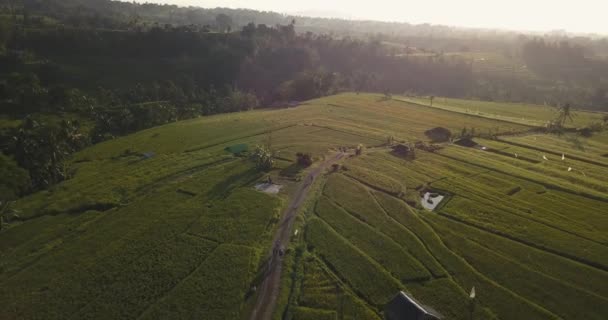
[1,94,607,319]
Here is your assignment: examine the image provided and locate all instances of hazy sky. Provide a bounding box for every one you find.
[133,0,608,34]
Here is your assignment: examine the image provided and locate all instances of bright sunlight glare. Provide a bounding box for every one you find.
[135,0,608,34]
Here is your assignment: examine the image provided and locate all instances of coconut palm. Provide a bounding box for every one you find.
[556,103,576,127]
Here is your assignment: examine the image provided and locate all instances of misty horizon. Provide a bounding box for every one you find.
[3,1,608,320]
[131,0,608,35]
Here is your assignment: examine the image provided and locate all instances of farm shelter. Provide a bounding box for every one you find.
[424,127,452,142]
[392,144,413,158]
[385,291,441,320]
[453,137,478,147]
[225,144,249,155]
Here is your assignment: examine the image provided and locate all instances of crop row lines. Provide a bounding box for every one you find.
[465,233,608,302]
[134,157,237,195]
[434,179,606,246]
[134,245,220,320]
[436,211,608,272]
[393,98,537,129]
[317,192,431,283]
[369,191,449,279]
[496,138,608,168]
[307,254,382,317]
[419,216,561,319]
[434,151,608,203]
[184,124,299,153]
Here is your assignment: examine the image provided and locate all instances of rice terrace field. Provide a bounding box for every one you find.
[1,93,608,319]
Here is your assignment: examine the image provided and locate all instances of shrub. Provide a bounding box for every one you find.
[578,122,604,137]
[356,144,364,156]
[251,145,276,171]
[296,152,313,167]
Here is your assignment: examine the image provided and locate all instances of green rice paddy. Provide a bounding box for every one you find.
[2,93,607,319]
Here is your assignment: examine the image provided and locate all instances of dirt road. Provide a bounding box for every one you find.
[249,152,345,320]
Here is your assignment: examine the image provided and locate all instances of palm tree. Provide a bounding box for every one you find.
[556,103,575,127]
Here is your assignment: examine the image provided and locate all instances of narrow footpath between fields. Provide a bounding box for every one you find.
[249,151,346,320]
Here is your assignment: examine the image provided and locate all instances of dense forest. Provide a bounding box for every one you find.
[1,0,607,201]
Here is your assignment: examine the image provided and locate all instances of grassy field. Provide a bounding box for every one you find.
[398,95,605,127]
[2,93,607,319]
[294,255,380,320]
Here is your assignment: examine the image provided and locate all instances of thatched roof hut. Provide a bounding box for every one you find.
[385,291,441,320]
[391,144,413,158]
[225,144,249,155]
[424,127,452,142]
[453,137,478,147]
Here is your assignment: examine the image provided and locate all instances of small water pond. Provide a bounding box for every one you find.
[254,183,283,194]
[420,192,445,211]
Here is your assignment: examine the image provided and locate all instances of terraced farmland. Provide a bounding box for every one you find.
[1,93,607,319]
[398,95,604,127]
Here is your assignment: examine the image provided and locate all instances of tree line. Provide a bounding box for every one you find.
[0,18,474,198]
[1,0,607,201]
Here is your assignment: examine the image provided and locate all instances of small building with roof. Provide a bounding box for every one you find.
[453,137,478,148]
[425,127,452,142]
[391,144,415,159]
[384,291,441,320]
[225,144,249,155]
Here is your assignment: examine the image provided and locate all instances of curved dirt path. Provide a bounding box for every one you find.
[249,152,345,320]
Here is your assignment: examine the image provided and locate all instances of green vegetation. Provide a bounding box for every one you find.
[305,217,401,307]
[429,216,608,320]
[295,256,381,320]
[0,150,281,319]
[315,197,430,282]
[2,91,608,319]
[5,1,607,197]
[502,133,608,166]
[2,0,608,318]
[342,164,405,195]
[407,217,557,319]
[399,95,604,128]
[0,153,30,202]
[187,188,282,246]
[292,307,337,320]
[251,144,278,171]
[74,234,218,319]
[140,244,257,320]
